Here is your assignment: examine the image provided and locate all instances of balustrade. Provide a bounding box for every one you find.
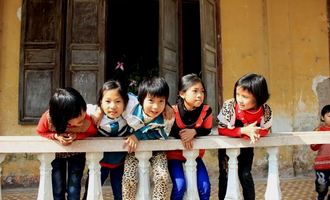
[0,131,329,200]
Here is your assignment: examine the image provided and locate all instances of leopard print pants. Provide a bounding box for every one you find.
[122,152,169,200]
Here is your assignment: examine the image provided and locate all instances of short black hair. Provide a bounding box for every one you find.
[137,77,169,105]
[49,87,86,134]
[97,80,129,108]
[321,105,330,120]
[234,73,270,107]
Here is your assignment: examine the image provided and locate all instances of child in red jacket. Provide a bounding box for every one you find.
[217,73,272,200]
[311,105,330,200]
[37,87,97,200]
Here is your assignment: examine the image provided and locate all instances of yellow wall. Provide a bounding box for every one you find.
[0,0,35,135]
[1,0,330,184]
[0,0,40,185]
[220,0,330,176]
[220,0,329,132]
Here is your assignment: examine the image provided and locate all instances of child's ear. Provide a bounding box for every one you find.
[321,116,325,122]
[179,91,185,99]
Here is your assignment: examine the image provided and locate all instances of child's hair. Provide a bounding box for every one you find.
[179,73,206,97]
[234,73,270,107]
[137,76,169,105]
[49,87,86,134]
[321,104,330,121]
[97,80,129,108]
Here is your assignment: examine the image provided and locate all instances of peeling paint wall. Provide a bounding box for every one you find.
[0,0,40,187]
[0,0,330,186]
[219,0,330,177]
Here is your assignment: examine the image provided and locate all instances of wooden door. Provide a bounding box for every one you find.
[200,0,218,115]
[159,0,179,105]
[19,0,106,123]
[65,0,106,104]
[19,0,63,123]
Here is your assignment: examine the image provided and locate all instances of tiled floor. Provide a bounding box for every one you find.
[1,177,318,200]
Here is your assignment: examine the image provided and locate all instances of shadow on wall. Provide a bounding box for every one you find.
[315,77,330,112]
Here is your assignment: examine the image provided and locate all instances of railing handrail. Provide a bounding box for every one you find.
[0,131,329,153]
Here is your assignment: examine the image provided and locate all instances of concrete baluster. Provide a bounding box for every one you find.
[183,150,199,200]
[0,154,6,200]
[265,147,281,200]
[136,151,152,200]
[225,148,242,200]
[86,152,104,200]
[37,153,55,200]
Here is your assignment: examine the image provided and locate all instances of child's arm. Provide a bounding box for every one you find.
[87,104,103,127]
[36,112,57,139]
[124,124,169,153]
[310,144,321,151]
[74,115,98,140]
[195,110,213,136]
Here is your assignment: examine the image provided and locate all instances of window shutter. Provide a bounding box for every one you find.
[19,0,63,123]
[65,0,106,104]
[159,0,179,105]
[200,0,219,116]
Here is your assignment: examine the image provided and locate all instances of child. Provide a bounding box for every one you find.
[82,80,138,200]
[310,105,330,200]
[36,87,97,200]
[217,73,272,200]
[122,76,174,200]
[167,73,213,200]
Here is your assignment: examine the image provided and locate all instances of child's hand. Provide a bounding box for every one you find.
[240,121,260,144]
[54,133,75,146]
[123,135,139,153]
[163,104,174,120]
[91,107,103,127]
[182,140,194,150]
[179,129,196,143]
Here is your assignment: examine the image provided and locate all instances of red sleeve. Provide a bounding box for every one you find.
[259,128,270,137]
[201,113,213,129]
[310,144,321,151]
[36,111,56,140]
[75,115,97,140]
[218,127,270,138]
[218,127,241,137]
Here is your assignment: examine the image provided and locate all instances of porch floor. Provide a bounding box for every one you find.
[1,176,317,200]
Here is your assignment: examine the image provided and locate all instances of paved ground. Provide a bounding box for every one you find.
[1,176,318,200]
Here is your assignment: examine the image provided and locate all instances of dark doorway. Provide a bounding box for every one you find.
[107,0,159,93]
[181,0,201,76]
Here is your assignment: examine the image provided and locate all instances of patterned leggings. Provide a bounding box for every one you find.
[122,152,169,200]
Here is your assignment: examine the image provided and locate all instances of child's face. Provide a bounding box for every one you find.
[322,112,330,127]
[68,111,86,127]
[235,86,257,111]
[142,94,166,119]
[101,89,125,119]
[180,82,205,111]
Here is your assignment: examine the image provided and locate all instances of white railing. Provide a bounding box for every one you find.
[0,131,329,200]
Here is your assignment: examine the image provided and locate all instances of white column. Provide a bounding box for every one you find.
[37,153,55,200]
[183,150,199,200]
[0,154,6,200]
[225,148,242,200]
[136,151,152,200]
[86,152,104,200]
[265,147,281,200]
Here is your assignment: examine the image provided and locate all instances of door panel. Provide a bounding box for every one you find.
[19,0,62,123]
[66,0,105,104]
[159,0,179,105]
[200,0,218,115]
